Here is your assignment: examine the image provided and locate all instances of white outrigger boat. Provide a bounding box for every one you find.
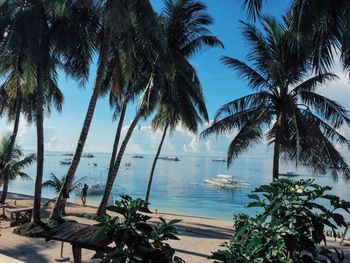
[205,174,247,188]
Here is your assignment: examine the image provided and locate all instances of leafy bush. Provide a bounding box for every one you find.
[93,195,184,263]
[210,179,350,263]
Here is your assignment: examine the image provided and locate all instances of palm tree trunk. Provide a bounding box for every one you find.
[33,68,44,223]
[272,135,280,180]
[97,111,142,215]
[50,29,112,219]
[96,104,127,215]
[272,112,285,181]
[144,123,168,208]
[0,101,21,203]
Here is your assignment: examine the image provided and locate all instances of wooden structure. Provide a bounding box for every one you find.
[0,253,25,263]
[6,207,32,226]
[0,203,16,218]
[43,221,113,263]
[340,221,350,245]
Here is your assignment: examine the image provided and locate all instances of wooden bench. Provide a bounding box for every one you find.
[6,207,32,226]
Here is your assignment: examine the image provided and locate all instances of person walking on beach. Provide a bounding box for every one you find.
[81,184,88,206]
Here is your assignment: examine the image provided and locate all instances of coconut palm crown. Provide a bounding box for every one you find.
[202,17,350,180]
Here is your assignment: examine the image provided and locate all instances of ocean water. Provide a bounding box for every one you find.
[8,151,350,221]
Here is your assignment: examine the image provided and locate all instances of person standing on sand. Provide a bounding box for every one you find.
[81,184,88,206]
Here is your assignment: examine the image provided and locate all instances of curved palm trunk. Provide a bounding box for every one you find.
[50,30,112,219]
[96,104,127,216]
[33,68,44,223]
[97,112,142,215]
[144,123,168,208]
[0,101,21,203]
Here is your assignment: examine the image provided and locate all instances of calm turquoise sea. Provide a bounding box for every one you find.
[8,151,350,221]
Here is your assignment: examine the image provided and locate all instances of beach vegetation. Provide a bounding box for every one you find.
[93,195,184,263]
[211,179,350,262]
[0,135,35,203]
[201,17,350,180]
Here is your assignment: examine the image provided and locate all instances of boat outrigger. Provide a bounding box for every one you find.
[60,159,71,165]
[205,175,247,188]
[82,153,95,158]
[132,155,144,158]
[212,159,226,162]
[158,156,180,161]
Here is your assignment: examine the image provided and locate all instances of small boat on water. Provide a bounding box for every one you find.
[62,153,73,156]
[60,159,71,165]
[132,155,144,158]
[158,156,180,161]
[87,184,105,195]
[125,161,131,167]
[212,159,226,162]
[82,153,95,158]
[279,172,299,177]
[205,174,246,188]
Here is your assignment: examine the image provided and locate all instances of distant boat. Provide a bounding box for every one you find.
[212,159,226,162]
[158,156,180,161]
[132,155,144,158]
[93,163,98,166]
[62,153,73,156]
[82,153,95,158]
[60,159,71,165]
[205,174,247,188]
[279,172,299,177]
[125,161,131,167]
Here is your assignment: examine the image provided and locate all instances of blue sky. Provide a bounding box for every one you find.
[1,0,349,157]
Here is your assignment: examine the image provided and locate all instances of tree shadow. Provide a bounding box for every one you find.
[0,242,53,263]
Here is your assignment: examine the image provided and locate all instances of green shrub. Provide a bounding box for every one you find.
[210,179,350,263]
[93,195,184,263]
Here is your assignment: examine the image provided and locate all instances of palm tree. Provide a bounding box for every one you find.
[0,0,97,222]
[143,0,223,209]
[96,0,162,216]
[201,17,350,180]
[241,0,350,74]
[42,173,85,215]
[0,135,36,203]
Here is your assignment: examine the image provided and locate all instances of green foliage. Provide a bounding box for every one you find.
[14,218,62,237]
[93,195,184,263]
[211,179,350,263]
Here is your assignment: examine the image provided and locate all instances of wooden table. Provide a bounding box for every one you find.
[0,203,16,218]
[43,221,113,263]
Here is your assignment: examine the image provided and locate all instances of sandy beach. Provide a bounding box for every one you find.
[0,192,234,262]
[1,192,350,263]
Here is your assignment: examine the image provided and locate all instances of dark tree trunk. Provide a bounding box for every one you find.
[144,123,168,207]
[50,29,112,219]
[97,112,142,215]
[33,67,44,223]
[96,104,127,216]
[272,135,280,180]
[272,112,285,181]
[0,101,21,203]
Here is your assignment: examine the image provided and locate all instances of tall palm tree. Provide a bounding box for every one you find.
[96,0,161,216]
[144,0,223,209]
[202,17,350,180]
[0,135,36,203]
[51,0,154,218]
[42,173,85,215]
[0,0,96,222]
